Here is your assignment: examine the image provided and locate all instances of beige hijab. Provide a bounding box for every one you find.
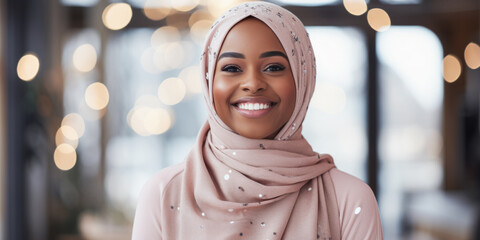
[160,2,340,239]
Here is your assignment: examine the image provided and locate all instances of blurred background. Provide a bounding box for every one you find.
[1,0,480,239]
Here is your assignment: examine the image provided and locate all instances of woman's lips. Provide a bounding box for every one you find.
[232,97,276,118]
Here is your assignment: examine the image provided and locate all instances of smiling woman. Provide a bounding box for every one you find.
[132,2,383,239]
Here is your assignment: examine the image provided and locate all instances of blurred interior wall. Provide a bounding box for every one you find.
[0,0,6,238]
[0,0,5,238]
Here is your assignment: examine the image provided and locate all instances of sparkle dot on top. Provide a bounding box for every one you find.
[260,222,266,227]
[230,220,235,224]
[307,187,313,191]
[232,152,237,156]
[355,207,362,215]
[259,194,263,198]
[201,212,206,216]
[177,206,180,211]
[228,169,232,173]
[228,208,234,212]
[224,174,230,180]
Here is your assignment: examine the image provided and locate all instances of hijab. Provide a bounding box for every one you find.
[160,2,341,239]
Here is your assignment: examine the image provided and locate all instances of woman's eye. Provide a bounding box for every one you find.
[264,64,285,72]
[221,65,242,72]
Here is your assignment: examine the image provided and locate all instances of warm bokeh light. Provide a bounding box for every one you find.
[54,143,77,171]
[151,26,181,48]
[153,42,186,70]
[144,108,172,134]
[73,44,97,72]
[127,106,173,136]
[367,8,391,32]
[190,19,213,45]
[55,127,79,149]
[60,125,79,141]
[102,3,133,30]
[188,9,215,28]
[62,113,86,138]
[343,0,367,16]
[207,0,249,18]
[85,82,110,110]
[158,78,186,105]
[179,65,202,94]
[171,0,199,12]
[143,0,172,21]
[17,53,40,81]
[464,42,480,69]
[443,54,462,83]
[310,83,346,115]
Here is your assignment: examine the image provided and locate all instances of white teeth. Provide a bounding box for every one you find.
[238,102,270,110]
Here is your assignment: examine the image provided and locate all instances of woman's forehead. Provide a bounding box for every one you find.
[218,18,287,55]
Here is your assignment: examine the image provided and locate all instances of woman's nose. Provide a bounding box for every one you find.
[240,70,267,93]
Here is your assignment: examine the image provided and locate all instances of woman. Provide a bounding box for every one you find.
[132,2,383,239]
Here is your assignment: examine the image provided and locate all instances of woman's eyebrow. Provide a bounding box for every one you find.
[218,52,245,60]
[259,51,288,60]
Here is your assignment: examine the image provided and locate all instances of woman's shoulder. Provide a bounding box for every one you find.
[132,162,186,239]
[329,167,384,239]
[329,167,376,201]
[141,162,186,197]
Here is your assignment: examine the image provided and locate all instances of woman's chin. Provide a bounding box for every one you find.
[234,127,279,140]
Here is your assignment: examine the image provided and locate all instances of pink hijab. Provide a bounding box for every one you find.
[160,2,340,239]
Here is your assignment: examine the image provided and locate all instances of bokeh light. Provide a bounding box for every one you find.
[127,106,173,136]
[343,0,367,16]
[179,65,202,94]
[310,83,346,115]
[144,108,172,134]
[85,82,110,110]
[464,42,480,69]
[158,78,187,105]
[151,26,181,48]
[17,53,40,81]
[207,0,249,18]
[367,8,391,32]
[54,143,77,171]
[102,3,133,30]
[62,113,86,138]
[171,0,200,12]
[153,42,186,70]
[55,127,79,149]
[143,0,172,21]
[190,19,213,45]
[443,54,462,83]
[188,9,215,28]
[73,44,97,72]
[60,125,79,141]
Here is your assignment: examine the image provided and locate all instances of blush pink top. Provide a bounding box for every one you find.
[132,163,383,240]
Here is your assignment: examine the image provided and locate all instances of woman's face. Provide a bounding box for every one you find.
[213,18,296,139]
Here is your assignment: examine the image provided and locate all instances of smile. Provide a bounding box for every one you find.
[232,97,277,118]
[237,102,271,110]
